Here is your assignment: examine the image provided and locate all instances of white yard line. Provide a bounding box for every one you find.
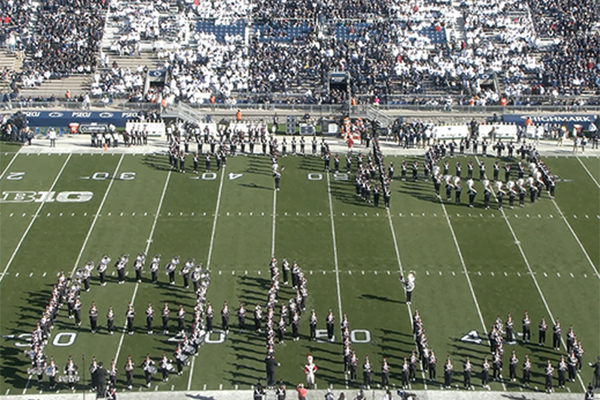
[549,199,600,279]
[326,173,344,320]
[386,208,427,389]
[576,156,600,189]
[0,152,19,180]
[475,156,586,391]
[437,196,502,389]
[437,199,488,334]
[70,154,124,276]
[326,173,345,386]
[113,169,172,365]
[187,169,226,391]
[0,154,72,285]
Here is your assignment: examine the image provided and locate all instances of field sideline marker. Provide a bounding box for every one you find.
[113,169,172,366]
[575,156,600,189]
[188,168,226,391]
[0,154,72,285]
[70,154,125,276]
[475,156,586,392]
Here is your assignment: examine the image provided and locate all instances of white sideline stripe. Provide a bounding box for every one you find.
[475,157,586,392]
[0,154,72,285]
[188,169,226,391]
[550,199,600,279]
[326,173,344,319]
[386,208,427,389]
[70,154,124,276]
[114,170,172,365]
[0,152,18,180]
[576,156,600,189]
[437,198,488,335]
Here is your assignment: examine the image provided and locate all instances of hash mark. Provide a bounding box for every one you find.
[29,273,33,277]
[219,384,223,390]
[557,272,561,277]
[490,272,494,276]
[374,271,377,275]
[322,271,326,274]
[203,385,207,390]
[517,272,521,277]
[426,271,429,275]
[439,271,442,275]
[348,271,352,275]
[309,271,313,275]
[22,213,26,217]
[504,272,508,276]
[570,273,574,278]
[478,272,481,276]
[84,213,87,216]
[543,272,547,277]
[387,271,390,275]
[451,271,455,276]
[15,272,19,277]
[9,213,13,217]
[245,271,247,275]
[549,215,553,218]
[584,274,588,278]
[232,271,235,275]
[42,272,46,277]
[361,271,364,275]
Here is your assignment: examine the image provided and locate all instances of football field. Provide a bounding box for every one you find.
[0,141,598,396]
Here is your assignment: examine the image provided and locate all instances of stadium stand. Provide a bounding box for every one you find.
[0,0,598,104]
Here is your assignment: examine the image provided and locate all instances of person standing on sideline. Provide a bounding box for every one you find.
[48,128,57,147]
[266,353,280,388]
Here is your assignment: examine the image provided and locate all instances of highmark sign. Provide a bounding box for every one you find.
[502,114,598,130]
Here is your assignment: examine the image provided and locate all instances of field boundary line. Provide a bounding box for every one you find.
[0,154,72,285]
[187,168,226,391]
[70,154,125,276]
[386,208,429,389]
[475,156,586,391]
[113,169,172,365]
[575,156,600,189]
[0,152,18,180]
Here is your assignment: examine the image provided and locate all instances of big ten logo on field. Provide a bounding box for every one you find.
[0,191,93,203]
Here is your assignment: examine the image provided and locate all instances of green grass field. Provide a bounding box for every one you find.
[0,142,598,395]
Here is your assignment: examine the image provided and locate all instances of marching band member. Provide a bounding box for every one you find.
[177,304,186,334]
[74,297,82,326]
[221,301,229,334]
[46,357,58,390]
[146,303,154,335]
[162,302,170,334]
[518,178,527,207]
[174,344,186,375]
[509,351,518,382]
[115,254,129,285]
[545,359,554,393]
[64,355,78,391]
[124,355,134,390]
[238,302,246,333]
[539,316,547,346]
[159,352,173,382]
[126,303,135,335]
[445,175,454,201]
[309,309,317,341]
[553,319,562,351]
[496,181,506,210]
[166,256,180,285]
[454,177,462,204]
[481,356,490,389]
[522,354,531,388]
[507,181,516,209]
[89,302,98,334]
[400,273,415,305]
[107,305,115,335]
[483,180,492,210]
[557,355,568,388]
[381,357,390,387]
[429,350,437,382]
[463,356,473,389]
[326,309,335,341]
[467,179,477,207]
[181,258,193,289]
[254,304,262,333]
[89,356,98,392]
[362,355,371,389]
[444,356,453,389]
[141,354,155,388]
[108,360,117,388]
[191,264,201,292]
[206,302,214,332]
[149,254,160,284]
[134,252,145,283]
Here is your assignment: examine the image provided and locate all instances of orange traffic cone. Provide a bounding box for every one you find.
[104,143,107,151]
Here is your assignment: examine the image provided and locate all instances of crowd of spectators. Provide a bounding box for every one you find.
[1,0,599,104]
